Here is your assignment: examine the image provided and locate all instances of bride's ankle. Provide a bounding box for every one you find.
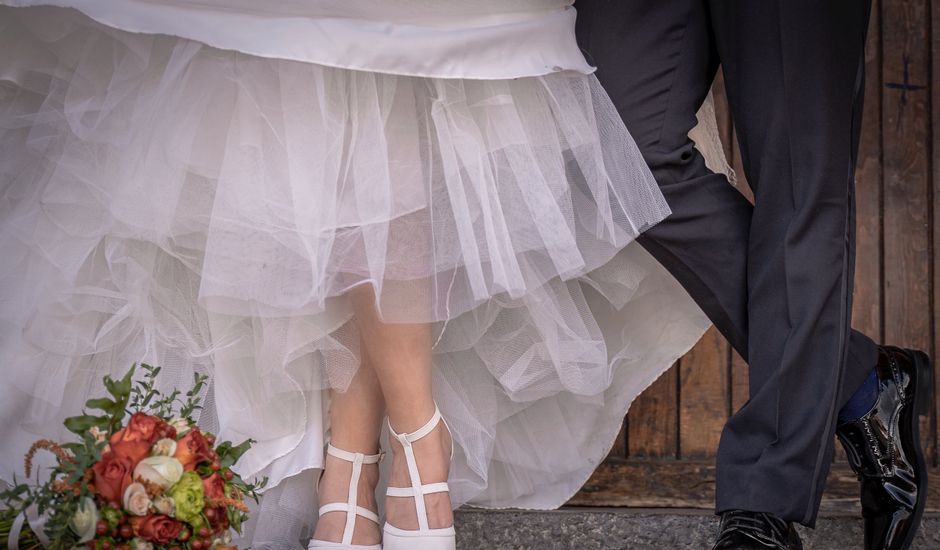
[389,423,451,480]
[318,453,380,502]
[387,400,439,435]
[313,456,381,544]
[386,422,454,530]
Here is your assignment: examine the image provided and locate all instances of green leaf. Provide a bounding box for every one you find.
[116,365,135,395]
[218,439,253,469]
[104,381,121,404]
[84,397,115,411]
[63,414,109,435]
[61,442,85,454]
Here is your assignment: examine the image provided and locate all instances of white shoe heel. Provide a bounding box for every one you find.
[382,405,456,550]
[309,444,384,550]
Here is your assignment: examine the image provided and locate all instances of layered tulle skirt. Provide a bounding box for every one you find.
[0,6,712,547]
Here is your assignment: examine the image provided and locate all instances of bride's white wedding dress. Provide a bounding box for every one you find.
[0,1,713,546]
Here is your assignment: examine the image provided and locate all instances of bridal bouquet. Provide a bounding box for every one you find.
[1,364,264,550]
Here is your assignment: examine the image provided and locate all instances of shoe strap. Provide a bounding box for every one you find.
[386,482,450,497]
[386,404,452,533]
[318,502,380,525]
[388,406,443,446]
[387,405,454,459]
[320,443,383,545]
[326,444,384,464]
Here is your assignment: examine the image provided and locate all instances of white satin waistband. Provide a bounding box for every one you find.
[0,0,596,79]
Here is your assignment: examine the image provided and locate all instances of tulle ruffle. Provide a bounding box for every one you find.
[0,6,711,548]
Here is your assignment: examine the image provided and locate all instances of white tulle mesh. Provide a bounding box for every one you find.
[0,7,712,548]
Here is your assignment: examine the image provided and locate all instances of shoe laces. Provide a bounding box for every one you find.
[717,511,790,546]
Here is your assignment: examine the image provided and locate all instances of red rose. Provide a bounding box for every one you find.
[205,505,229,533]
[174,430,214,471]
[129,514,182,544]
[92,451,134,504]
[202,473,226,501]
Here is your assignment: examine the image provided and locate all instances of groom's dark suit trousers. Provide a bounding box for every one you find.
[577,0,879,526]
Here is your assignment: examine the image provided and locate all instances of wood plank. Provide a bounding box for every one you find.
[730,349,748,412]
[881,0,932,462]
[931,0,940,468]
[678,327,730,458]
[606,420,628,459]
[627,367,678,459]
[853,0,883,344]
[570,460,940,514]
[574,460,716,509]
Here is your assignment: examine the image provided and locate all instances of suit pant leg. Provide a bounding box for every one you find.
[707,0,874,525]
[577,0,751,351]
[576,0,879,525]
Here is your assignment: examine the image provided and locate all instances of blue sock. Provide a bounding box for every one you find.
[837,368,879,425]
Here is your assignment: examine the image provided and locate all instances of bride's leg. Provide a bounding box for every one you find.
[349,285,454,531]
[312,344,385,545]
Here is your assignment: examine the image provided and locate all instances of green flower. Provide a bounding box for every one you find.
[100,505,123,530]
[167,471,205,528]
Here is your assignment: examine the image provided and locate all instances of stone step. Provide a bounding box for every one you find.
[454,508,940,549]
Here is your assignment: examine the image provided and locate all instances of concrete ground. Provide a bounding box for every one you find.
[454,507,940,549]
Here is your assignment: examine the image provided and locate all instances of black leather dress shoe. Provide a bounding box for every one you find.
[712,510,802,549]
[836,346,933,550]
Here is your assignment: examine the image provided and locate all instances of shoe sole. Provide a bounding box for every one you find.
[382,529,456,550]
[899,349,933,550]
[789,524,804,550]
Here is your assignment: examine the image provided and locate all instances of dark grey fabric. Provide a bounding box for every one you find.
[576,0,878,526]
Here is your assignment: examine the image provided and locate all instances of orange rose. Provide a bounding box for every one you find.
[129,514,182,544]
[110,438,151,467]
[202,473,226,501]
[92,450,134,504]
[173,430,214,472]
[110,413,176,466]
[112,413,175,446]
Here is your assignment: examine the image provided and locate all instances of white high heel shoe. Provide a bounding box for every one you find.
[309,444,384,550]
[382,405,456,550]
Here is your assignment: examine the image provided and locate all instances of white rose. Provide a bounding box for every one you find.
[169,417,192,436]
[88,426,107,444]
[133,456,184,490]
[131,539,154,550]
[122,482,152,516]
[68,497,99,543]
[151,437,177,457]
[152,495,176,517]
